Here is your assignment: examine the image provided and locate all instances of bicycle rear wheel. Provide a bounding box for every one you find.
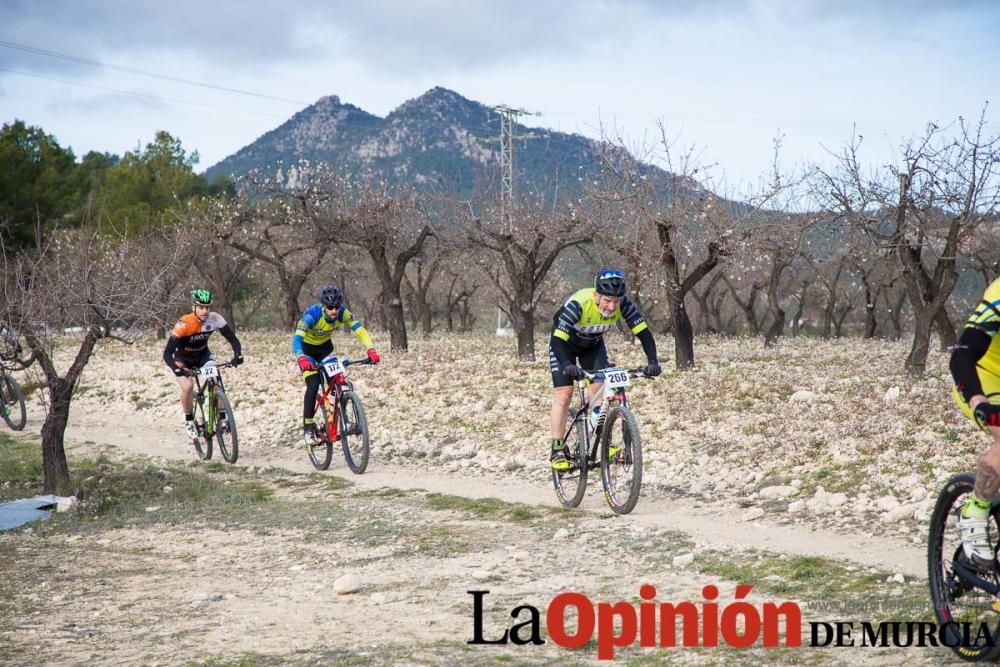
[928,472,1000,662]
[1,373,26,431]
[600,405,642,515]
[309,397,334,471]
[192,394,213,461]
[552,410,588,508]
[340,390,370,474]
[215,389,239,464]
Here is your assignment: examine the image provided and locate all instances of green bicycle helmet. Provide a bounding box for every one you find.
[191,289,213,306]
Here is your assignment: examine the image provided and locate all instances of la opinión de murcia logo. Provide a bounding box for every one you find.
[469,584,799,660]
[468,585,999,660]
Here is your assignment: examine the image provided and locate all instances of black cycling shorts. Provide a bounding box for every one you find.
[301,341,334,364]
[174,350,212,371]
[549,339,609,388]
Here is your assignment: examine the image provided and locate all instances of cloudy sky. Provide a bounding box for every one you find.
[2,1,997,189]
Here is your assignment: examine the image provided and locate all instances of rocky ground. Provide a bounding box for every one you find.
[0,332,978,664]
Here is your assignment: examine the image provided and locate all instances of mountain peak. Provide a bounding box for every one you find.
[203,87,635,195]
[389,87,484,119]
[314,94,342,107]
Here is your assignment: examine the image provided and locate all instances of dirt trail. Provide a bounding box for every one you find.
[2,398,946,666]
[66,405,927,579]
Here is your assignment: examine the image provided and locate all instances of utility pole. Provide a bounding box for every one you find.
[494,105,537,234]
[492,105,538,336]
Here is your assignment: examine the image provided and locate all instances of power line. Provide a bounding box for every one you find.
[0,68,289,118]
[0,39,310,106]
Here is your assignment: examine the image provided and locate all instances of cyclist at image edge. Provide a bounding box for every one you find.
[949,275,1000,570]
[162,290,244,442]
[549,269,661,471]
[293,285,380,445]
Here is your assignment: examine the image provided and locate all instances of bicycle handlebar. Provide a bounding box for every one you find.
[974,402,1000,428]
[581,367,651,382]
[182,361,235,377]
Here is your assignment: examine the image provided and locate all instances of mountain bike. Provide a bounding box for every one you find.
[552,366,650,514]
[307,354,372,473]
[185,360,238,464]
[928,472,1000,661]
[0,366,26,431]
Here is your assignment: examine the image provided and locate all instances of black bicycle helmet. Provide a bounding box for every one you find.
[320,284,343,309]
[594,269,626,298]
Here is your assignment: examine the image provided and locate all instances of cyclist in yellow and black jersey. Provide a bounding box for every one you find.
[293,285,380,444]
[548,269,661,470]
[949,276,1000,570]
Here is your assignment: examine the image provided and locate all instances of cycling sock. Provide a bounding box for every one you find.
[963,492,992,520]
[551,438,564,452]
[303,417,314,426]
[184,413,194,421]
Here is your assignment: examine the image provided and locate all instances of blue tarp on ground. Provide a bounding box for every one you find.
[0,495,59,531]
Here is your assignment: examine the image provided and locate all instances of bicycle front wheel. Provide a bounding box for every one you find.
[928,472,1000,662]
[309,398,334,471]
[1,373,26,431]
[192,393,213,461]
[340,390,370,474]
[215,389,239,464]
[600,405,642,515]
[552,410,588,508]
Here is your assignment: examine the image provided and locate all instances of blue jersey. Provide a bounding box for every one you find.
[292,304,373,356]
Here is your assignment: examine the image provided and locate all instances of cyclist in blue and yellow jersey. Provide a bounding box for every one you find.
[548,269,661,470]
[949,276,1000,571]
[293,285,380,444]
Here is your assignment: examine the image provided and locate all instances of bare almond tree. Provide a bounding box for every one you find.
[461,194,592,361]
[1,221,181,493]
[590,125,793,367]
[404,254,442,338]
[327,174,431,352]
[220,165,348,327]
[818,110,1000,375]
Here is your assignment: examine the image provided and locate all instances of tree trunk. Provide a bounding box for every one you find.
[420,308,432,338]
[42,379,73,494]
[833,303,853,338]
[386,297,408,352]
[822,295,836,339]
[935,307,956,351]
[863,284,878,339]
[763,256,788,348]
[724,277,761,335]
[511,303,536,361]
[790,287,807,336]
[905,307,935,376]
[671,300,695,369]
[460,298,474,332]
[764,308,785,348]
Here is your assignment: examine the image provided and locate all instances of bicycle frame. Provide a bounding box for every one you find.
[311,355,369,442]
[563,369,633,466]
[190,362,231,438]
[316,372,348,440]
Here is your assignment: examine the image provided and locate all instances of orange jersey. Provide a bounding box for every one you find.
[170,312,228,357]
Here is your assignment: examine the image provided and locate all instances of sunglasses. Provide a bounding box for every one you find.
[599,270,623,279]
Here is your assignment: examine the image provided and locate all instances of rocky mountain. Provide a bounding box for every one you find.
[204,87,632,194]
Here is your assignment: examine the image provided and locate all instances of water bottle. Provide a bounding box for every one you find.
[589,405,602,432]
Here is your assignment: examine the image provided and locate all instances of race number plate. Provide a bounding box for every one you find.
[604,367,630,389]
[322,355,344,377]
[198,364,218,379]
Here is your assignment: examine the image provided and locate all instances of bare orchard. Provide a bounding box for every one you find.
[0,333,972,664]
